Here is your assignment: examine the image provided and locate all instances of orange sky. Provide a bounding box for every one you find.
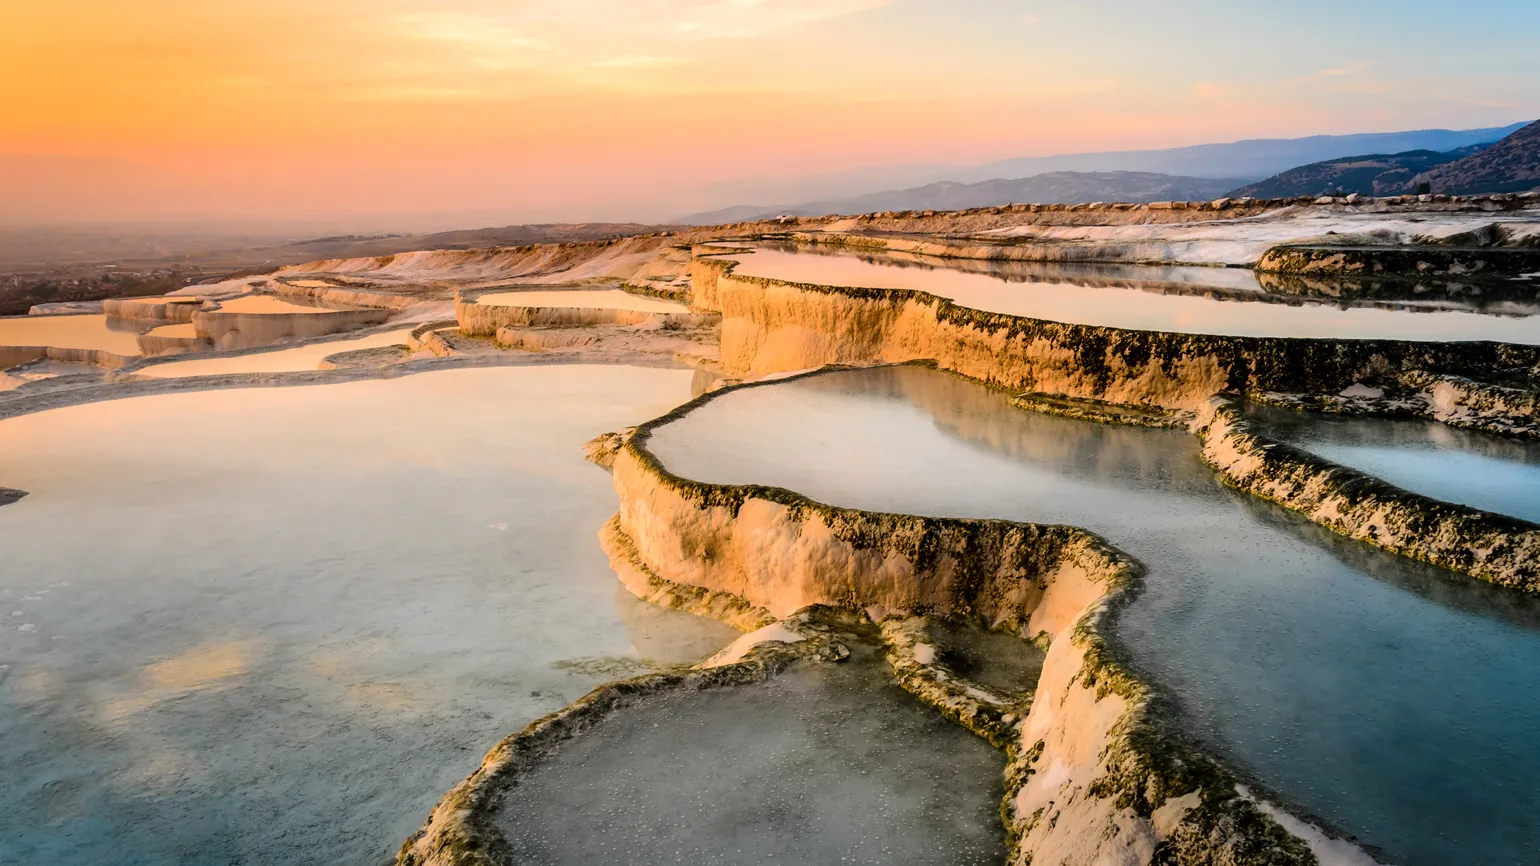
[4,0,1538,226]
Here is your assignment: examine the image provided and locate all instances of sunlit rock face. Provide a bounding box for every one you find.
[0,366,738,866]
[688,249,1540,414]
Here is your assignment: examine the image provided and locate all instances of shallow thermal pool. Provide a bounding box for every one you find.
[496,643,1005,866]
[643,365,1540,866]
[0,365,739,865]
[0,315,145,356]
[137,327,416,378]
[212,295,340,314]
[721,245,1540,344]
[473,289,688,314]
[1247,404,1540,525]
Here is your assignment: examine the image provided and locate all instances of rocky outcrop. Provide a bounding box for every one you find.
[0,487,26,507]
[1404,370,1540,438]
[1197,395,1540,592]
[407,320,459,357]
[692,253,1540,413]
[1257,244,1540,278]
[316,345,408,370]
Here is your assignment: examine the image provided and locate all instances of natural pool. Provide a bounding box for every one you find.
[137,327,416,378]
[721,245,1540,343]
[495,642,1005,866]
[0,365,738,865]
[473,289,687,314]
[212,295,339,314]
[0,315,146,356]
[1247,404,1540,525]
[644,365,1540,866]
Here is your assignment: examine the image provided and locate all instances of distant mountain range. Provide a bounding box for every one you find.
[1228,147,1487,198]
[678,122,1530,223]
[682,173,1247,223]
[1417,119,1540,195]
[1231,119,1540,198]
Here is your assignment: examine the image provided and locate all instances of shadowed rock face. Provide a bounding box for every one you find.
[0,487,25,506]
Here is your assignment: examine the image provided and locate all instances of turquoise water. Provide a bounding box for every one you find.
[0,366,738,865]
[644,366,1540,866]
[1247,404,1540,524]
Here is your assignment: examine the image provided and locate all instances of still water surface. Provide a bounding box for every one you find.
[0,366,737,865]
[724,245,1540,344]
[646,366,1540,866]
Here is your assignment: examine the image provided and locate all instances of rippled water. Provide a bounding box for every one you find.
[497,642,1004,866]
[645,366,1540,866]
[0,366,738,865]
[1247,404,1540,524]
[722,245,1540,343]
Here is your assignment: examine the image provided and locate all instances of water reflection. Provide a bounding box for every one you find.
[723,244,1540,343]
[645,366,1540,866]
[0,366,734,866]
[0,314,145,356]
[1247,403,1540,524]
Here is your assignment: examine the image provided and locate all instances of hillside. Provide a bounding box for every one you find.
[1229,146,1483,198]
[679,171,1246,224]
[951,122,1527,185]
[1414,119,1540,194]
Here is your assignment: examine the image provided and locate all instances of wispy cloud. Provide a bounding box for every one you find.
[1022,13,1040,26]
[534,0,895,39]
[1298,61,1369,81]
[394,12,548,51]
[588,54,687,69]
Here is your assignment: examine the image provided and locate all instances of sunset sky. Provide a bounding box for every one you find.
[4,0,1539,227]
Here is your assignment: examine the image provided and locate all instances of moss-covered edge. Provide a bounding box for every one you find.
[1198,395,1540,592]
[701,248,1540,405]
[395,640,823,866]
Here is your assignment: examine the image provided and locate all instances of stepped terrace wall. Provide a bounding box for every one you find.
[690,255,1540,413]
[455,288,717,336]
[593,376,1336,866]
[192,306,394,352]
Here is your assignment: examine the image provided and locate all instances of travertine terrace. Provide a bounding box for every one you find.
[7,195,1540,866]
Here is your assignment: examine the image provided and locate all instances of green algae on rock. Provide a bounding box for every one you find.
[1197,395,1540,592]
